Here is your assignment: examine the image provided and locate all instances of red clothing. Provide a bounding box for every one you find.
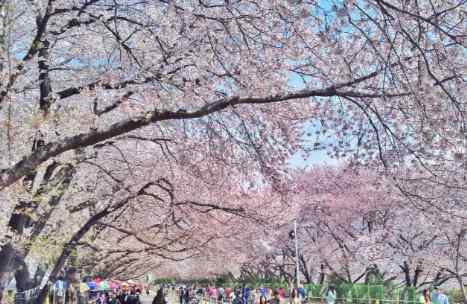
[278,288,286,298]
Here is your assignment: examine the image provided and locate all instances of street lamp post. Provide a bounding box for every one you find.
[294,219,300,288]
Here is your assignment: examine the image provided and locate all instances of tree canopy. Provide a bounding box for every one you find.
[0,0,465,301]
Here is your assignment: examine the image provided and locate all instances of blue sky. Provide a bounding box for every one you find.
[288,148,339,168]
[286,72,341,169]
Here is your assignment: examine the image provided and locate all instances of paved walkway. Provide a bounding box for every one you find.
[140,295,154,304]
[141,291,177,304]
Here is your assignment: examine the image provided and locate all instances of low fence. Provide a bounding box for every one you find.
[177,295,422,304]
[177,295,460,304]
[170,284,421,304]
[167,282,461,304]
[304,284,420,304]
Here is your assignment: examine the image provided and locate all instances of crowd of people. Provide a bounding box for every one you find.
[420,287,450,304]
[170,284,450,304]
[91,288,143,304]
[173,285,336,304]
[0,283,453,304]
[75,283,453,304]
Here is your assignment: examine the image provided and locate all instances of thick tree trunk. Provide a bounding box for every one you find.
[26,164,75,252]
[401,261,412,286]
[0,162,75,295]
[456,275,466,304]
[413,263,423,287]
[15,258,32,292]
[0,244,16,297]
[35,211,108,304]
[0,207,32,293]
[35,185,143,304]
[38,39,52,114]
[318,264,325,284]
[299,254,312,284]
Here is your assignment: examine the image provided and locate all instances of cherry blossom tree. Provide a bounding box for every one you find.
[232,166,465,301]
[0,0,464,300]
[0,0,463,193]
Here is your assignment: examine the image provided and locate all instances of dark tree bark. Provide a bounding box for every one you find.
[35,183,152,304]
[0,244,16,298]
[299,253,313,284]
[0,201,34,294]
[38,39,52,114]
[401,261,412,286]
[400,261,423,287]
[0,74,407,191]
[413,262,423,287]
[15,258,32,292]
[319,264,325,284]
[0,162,75,293]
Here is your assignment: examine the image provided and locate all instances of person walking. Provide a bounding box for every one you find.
[233,289,241,304]
[324,285,336,304]
[277,288,285,301]
[97,292,107,304]
[211,287,218,304]
[220,287,226,304]
[431,287,440,304]
[242,287,250,304]
[269,290,281,304]
[134,290,142,304]
[152,288,167,304]
[225,288,232,303]
[125,290,139,304]
[419,289,431,304]
[251,288,261,304]
[109,293,120,304]
[259,288,267,301]
[117,290,126,304]
[437,289,449,304]
[267,289,273,301]
[183,288,190,304]
[297,286,305,302]
[180,288,185,304]
[289,289,300,304]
